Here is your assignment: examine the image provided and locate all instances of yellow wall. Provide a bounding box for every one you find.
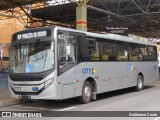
[0,18,24,43]
[0,18,24,68]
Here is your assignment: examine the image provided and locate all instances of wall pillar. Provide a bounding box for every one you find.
[76,0,89,31]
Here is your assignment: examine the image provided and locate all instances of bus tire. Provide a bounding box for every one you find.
[78,81,92,104]
[135,75,144,91]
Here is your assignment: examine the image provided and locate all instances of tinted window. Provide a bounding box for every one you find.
[78,35,90,61]
[140,45,157,61]
[130,44,141,61]
[116,41,129,61]
[79,36,157,62]
[87,38,100,61]
[99,39,116,61]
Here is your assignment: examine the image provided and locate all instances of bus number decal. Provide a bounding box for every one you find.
[82,68,96,74]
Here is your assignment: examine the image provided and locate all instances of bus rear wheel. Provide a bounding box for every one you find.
[78,81,92,104]
[135,75,144,91]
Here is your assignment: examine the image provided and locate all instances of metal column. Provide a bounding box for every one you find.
[76,0,89,31]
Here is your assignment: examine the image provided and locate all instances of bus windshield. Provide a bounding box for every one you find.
[9,41,54,73]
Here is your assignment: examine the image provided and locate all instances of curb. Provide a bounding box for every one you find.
[0,99,23,107]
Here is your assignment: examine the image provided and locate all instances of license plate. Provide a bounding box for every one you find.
[20,95,31,100]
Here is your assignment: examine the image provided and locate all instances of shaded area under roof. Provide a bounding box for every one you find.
[0,0,44,10]
[32,2,77,24]
[31,0,160,37]
[0,0,159,37]
[31,0,160,22]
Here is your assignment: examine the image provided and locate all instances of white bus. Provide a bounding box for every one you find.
[158,52,160,69]
[9,27,159,103]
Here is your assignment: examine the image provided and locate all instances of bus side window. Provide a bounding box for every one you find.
[98,38,117,61]
[138,45,156,61]
[90,48,100,61]
[78,35,90,61]
[87,38,100,61]
[130,44,139,61]
[116,41,129,61]
[66,43,76,62]
[59,42,76,64]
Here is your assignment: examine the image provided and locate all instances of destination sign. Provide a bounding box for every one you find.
[16,31,47,40]
[58,35,75,40]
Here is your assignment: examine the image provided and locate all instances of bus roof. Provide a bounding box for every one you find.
[15,26,156,46]
[56,27,156,46]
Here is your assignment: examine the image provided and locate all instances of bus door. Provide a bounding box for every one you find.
[57,31,78,99]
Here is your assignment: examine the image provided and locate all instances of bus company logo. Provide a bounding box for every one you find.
[2,112,11,117]
[82,68,97,74]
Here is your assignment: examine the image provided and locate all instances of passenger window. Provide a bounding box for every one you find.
[140,46,157,61]
[66,43,76,62]
[87,38,100,61]
[130,44,140,61]
[99,39,116,61]
[59,42,76,64]
[116,41,129,61]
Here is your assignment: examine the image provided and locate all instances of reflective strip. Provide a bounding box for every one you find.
[76,20,87,25]
[57,82,62,84]
[75,80,80,82]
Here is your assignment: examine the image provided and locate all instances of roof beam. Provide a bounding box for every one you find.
[123,11,160,16]
[146,0,152,12]
[132,0,145,14]
[97,0,111,12]
[147,0,160,13]
[117,1,132,15]
[87,5,134,21]
[116,0,122,15]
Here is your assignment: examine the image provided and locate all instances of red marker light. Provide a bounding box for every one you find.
[94,77,99,80]
[57,82,62,84]
[75,80,80,82]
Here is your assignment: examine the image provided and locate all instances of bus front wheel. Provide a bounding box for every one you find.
[78,81,92,104]
[135,75,144,91]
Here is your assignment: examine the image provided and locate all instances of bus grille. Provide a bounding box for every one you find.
[11,77,43,81]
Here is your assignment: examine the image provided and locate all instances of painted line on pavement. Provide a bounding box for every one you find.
[8,104,77,111]
[9,106,52,110]
[57,106,76,111]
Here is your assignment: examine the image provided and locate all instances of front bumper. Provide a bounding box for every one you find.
[9,83,62,100]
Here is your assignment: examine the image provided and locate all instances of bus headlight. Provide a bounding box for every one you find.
[44,78,54,88]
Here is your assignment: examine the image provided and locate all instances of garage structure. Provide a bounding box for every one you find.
[0,0,160,68]
[0,0,160,36]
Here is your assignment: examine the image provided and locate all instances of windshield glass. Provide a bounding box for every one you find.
[9,41,54,73]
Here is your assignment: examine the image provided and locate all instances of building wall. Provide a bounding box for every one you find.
[0,18,24,69]
[157,44,160,52]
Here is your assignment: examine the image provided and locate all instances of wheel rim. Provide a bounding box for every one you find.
[84,85,91,99]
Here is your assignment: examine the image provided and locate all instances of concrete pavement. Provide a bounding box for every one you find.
[0,89,22,107]
[0,75,22,107]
